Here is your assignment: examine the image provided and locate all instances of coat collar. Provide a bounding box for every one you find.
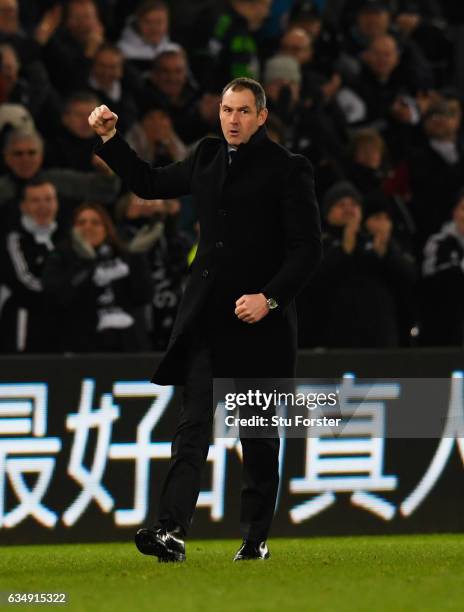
[221,125,269,153]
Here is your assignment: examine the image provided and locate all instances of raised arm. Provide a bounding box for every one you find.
[88,105,194,200]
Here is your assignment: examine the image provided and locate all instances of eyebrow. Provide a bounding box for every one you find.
[222,105,251,111]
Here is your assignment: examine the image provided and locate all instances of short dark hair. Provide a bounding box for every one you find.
[64,91,100,113]
[65,0,99,22]
[94,43,123,59]
[20,175,55,202]
[221,77,267,113]
[152,46,187,71]
[136,0,168,19]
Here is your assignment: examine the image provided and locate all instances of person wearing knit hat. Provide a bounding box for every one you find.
[297,176,415,350]
[322,181,363,220]
[263,54,302,124]
[362,189,393,221]
[263,54,302,86]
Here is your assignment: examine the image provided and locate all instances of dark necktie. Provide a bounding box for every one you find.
[228,149,237,165]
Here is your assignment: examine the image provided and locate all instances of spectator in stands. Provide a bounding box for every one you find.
[409,97,464,247]
[280,26,313,67]
[344,0,392,59]
[420,191,464,345]
[41,0,106,93]
[126,107,186,166]
[348,34,432,126]
[289,1,342,78]
[0,43,60,137]
[297,181,415,348]
[279,26,351,150]
[116,192,191,350]
[395,0,454,88]
[141,45,209,143]
[280,27,326,104]
[207,0,272,89]
[0,177,62,352]
[346,128,387,194]
[0,0,48,90]
[347,129,417,252]
[263,54,302,128]
[118,0,172,75]
[87,44,139,134]
[42,202,152,353]
[263,53,346,188]
[0,129,121,231]
[45,91,101,172]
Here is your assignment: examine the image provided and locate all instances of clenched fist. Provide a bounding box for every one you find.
[235,293,269,324]
[88,105,119,142]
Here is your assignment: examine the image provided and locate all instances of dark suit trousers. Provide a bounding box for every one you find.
[157,322,280,541]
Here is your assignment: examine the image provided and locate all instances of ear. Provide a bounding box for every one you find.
[258,107,268,126]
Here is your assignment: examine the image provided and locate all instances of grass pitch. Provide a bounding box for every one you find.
[1,535,463,612]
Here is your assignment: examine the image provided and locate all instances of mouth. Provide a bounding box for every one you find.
[229,129,240,138]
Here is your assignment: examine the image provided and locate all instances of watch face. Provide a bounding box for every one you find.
[267,298,278,310]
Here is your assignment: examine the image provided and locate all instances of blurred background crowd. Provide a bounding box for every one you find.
[0,0,463,354]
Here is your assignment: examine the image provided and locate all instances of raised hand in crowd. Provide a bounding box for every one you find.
[365,211,393,257]
[342,204,362,254]
[34,4,62,46]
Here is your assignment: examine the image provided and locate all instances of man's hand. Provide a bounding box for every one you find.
[235,293,269,324]
[367,215,393,257]
[342,207,362,254]
[34,4,62,45]
[88,105,118,142]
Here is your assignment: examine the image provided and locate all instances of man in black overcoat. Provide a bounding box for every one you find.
[89,77,321,562]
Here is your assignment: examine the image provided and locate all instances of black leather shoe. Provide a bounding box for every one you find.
[233,540,270,561]
[135,526,186,562]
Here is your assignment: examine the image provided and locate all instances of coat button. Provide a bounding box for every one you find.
[215,241,224,248]
[202,269,209,278]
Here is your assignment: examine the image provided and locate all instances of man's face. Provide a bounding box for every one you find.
[453,199,464,235]
[365,211,391,235]
[92,49,123,89]
[67,1,101,40]
[365,37,399,80]
[0,0,18,33]
[142,109,171,142]
[219,87,268,146]
[74,208,106,247]
[327,197,362,226]
[355,141,383,169]
[280,29,313,65]
[236,0,272,31]
[424,110,456,141]
[63,100,97,138]
[357,9,390,40]
[251,0,272,29]
[20,183,58,227]
[152,53,187,99]
[138,8,168,46]
[4,138,43,179]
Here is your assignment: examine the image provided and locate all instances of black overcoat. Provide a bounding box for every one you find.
[95,126,322,383]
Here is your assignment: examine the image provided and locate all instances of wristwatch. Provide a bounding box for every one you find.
[266,297,278,310]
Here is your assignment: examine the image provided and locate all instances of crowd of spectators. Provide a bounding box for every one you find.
[0,0,463,353]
